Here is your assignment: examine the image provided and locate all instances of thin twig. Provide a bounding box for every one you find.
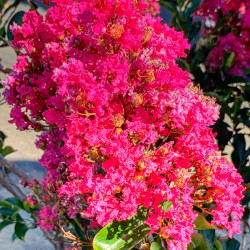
[0,167,26,201]
[242,221,247,250]
[0,153,30,182]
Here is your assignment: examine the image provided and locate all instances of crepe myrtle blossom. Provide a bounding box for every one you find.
[4,0,245,248]
[196,0,250,77]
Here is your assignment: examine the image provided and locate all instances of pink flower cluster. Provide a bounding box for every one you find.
[37,205,59,231]
[4,0,245,248]
[196,0,247,22]
[196,0,250,77]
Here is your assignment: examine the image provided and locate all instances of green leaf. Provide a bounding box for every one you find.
[177,0,187,8]
[224,75,246,85]
[175,16,189,35]
[15,221,29,241]
[0,26,5,37]
[0,131,6,141]
[214,240,223,250]
[184,0,203,19]
[0,146,15,156]
[177,58,190,72]
[222,52,235,70]
[201,230,215,249]
[232,96,244,117]
[93,216,151,250]
[7,11,25,41]
[194,213,218,230]
[23,201,31,213]
[5,198,23,209]
[0,200,12,208]
[159,1,178,14]
[163,201,172,212]
[218,237,240,250]
[150,241,164,250]
[188,22,202,43]
[243,68,250,75]
[232,134,246,169]
[188,233,210,250]
[0,207,16,218]
[0,220,14,231]
[11,232,18,242]
[11,210,20,221]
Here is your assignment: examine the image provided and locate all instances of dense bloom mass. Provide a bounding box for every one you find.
[4,0,245,249]
[196,0,250,77]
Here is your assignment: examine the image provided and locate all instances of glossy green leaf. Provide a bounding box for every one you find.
[177,0,186,8]
[11,232,18,242]
[0,200,12,208]
[0,220,14,231]
[93,216,151,250]
[232,134,246,169]
[0,27,5,37]
[159,1,178,14]
[0,207,16,218]
[7,11,25,41]
[214,239,223,250]
[23,201,31,213]
[5,198,23,209]
[11,210,20,221]
[218,237,240,250]
[188,22,202,42]
[15,221,29,241]
[201,230,215,249]
[0,131,6,141]
[175,16,189,35]
[232,96,244,117]
[223,52,235,70]
[150,241,164,250]
[0,146,15,156]
[194,213,217,230]
[188,233,210,250]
